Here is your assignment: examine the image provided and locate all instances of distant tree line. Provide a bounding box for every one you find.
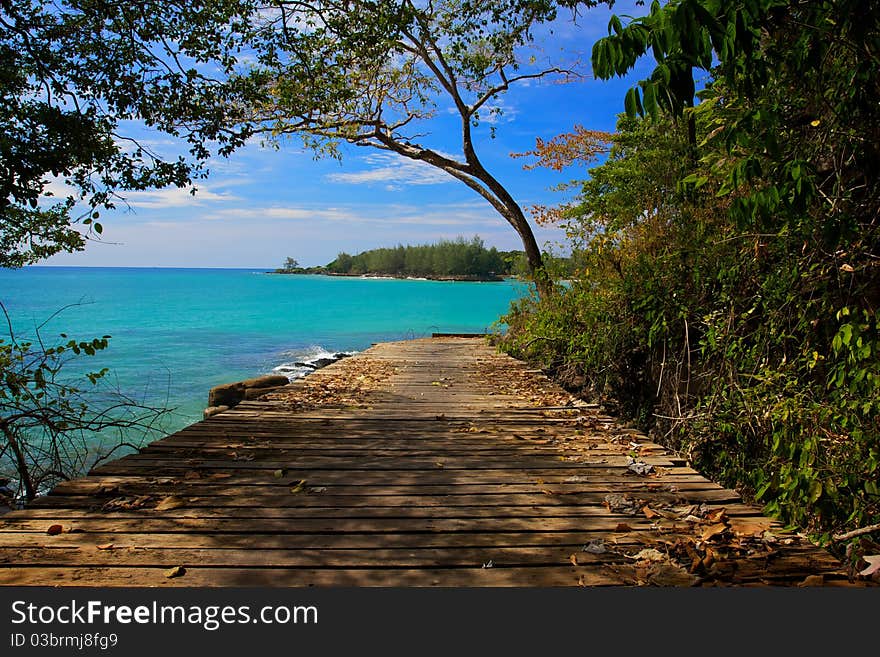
[279,237,541,280]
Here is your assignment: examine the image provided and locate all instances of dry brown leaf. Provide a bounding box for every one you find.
[96,543,114,550]
[631,548,666,562]
[614,523,633,532]
[155,496,186,511]
[164,566,186,579]
[46,524,63,536]
[797,575,825,587]
[540,488,556,496]
[706,508,728,523]
[183,470,201,480]
[646,562,701,586]
[701,523,729,541]
[643,506,660,519]
[859,555,880,577]
[569,553,579,566]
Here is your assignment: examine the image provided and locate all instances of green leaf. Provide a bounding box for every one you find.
[642,82,657,118]
[609,15,623,36]
[624,87,643,117]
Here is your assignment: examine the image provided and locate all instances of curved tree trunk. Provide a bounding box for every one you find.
[377,136,553,298]
[471,167,552,297]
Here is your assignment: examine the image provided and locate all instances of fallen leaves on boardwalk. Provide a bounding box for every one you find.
[471,356,580,409]
[592,499,820,586]
[262,356,398,410]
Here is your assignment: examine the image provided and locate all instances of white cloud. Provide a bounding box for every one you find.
[208,206,358,222]
[41,177,78,200]
[205,199,506,229]
[326,153,455,188]
[44,198,568,268]
[476,98,518,125]
[120,185,241,209]
[113,136,181,156]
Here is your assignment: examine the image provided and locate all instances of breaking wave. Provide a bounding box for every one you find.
[271,345,357,381]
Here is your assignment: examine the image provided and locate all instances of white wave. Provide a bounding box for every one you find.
[271,345,358,381]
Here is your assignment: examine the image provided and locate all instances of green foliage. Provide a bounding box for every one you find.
[280,257,300,273]
[324,236,513,279]
[1,304,170,501]
[500,0,880,541]
[0,0,259,266]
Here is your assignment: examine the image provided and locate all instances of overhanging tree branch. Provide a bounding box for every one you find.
[231,0,577,294]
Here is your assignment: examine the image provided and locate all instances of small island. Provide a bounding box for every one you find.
[271,236,530,281]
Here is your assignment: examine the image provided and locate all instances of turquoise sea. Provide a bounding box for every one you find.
[0,267,528,433]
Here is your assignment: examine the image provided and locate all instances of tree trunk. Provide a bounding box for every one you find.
[467,161,553,297]
[1,420,35,501]
[505,202,552,297]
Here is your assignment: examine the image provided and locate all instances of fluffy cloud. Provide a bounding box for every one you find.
[326,153,455,188]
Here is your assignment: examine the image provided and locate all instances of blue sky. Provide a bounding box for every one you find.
[45,1,653,269]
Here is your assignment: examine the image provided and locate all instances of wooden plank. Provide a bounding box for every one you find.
[0,566,623,587]
[0,514,777,534]
[0,530,663,550]
[0,546,632,568]
[89,456,703,472]
[26,493,756,511]
[50,478,733,496]
[50,468,739,490]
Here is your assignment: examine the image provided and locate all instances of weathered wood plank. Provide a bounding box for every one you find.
[50,475,730,492]
[0,530,666,550]
[26,493,755,511]
[0,566,623,587]
[0,546,632,568]
[0,514,776,534]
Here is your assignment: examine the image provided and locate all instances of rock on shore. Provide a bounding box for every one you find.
[205,352,352,418]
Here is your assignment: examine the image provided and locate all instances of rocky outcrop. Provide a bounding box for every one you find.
[204,357,353,419]
[205,374,292,418]
[239,374,290,389]
[208,382,246,408]
[203,405,230,419]
[295,353,351,370]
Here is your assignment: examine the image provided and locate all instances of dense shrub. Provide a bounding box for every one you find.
[498,1,880,542]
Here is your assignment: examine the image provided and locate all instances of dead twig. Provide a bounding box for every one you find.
[833,523,880,542]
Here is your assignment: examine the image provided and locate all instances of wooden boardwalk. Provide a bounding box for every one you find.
[0,337,850,586]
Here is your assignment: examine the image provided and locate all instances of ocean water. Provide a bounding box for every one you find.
[0,267,528,432]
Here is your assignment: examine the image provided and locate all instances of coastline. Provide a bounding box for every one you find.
[268,270,511,282]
